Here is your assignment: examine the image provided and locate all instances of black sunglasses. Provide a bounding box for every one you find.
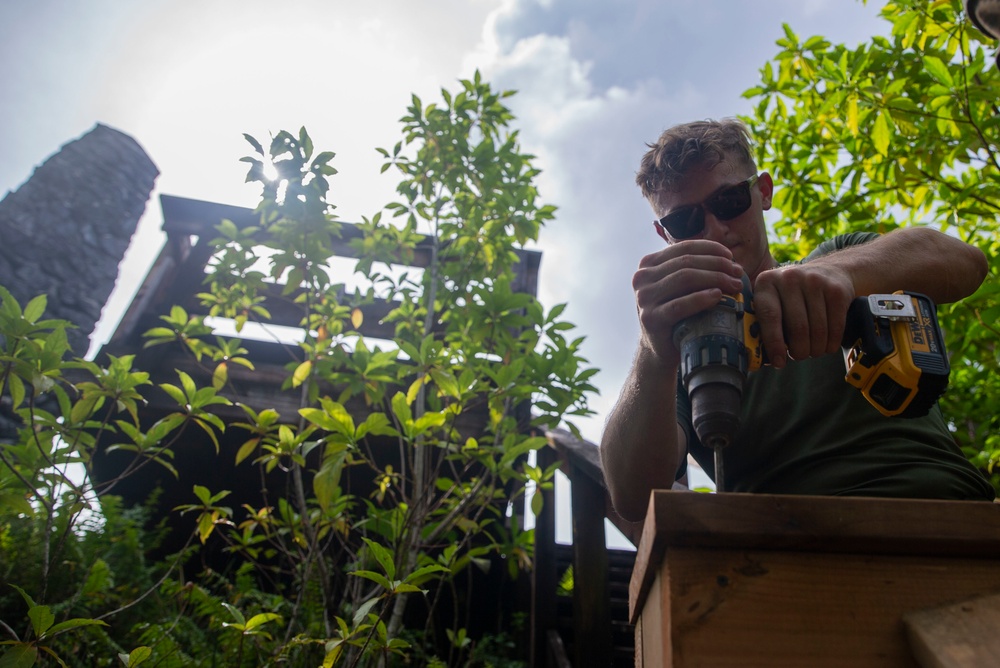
[654,174,759,240]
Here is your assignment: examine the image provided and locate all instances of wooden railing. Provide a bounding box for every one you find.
[532,428,642,667]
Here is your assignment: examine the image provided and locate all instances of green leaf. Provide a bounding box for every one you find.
[428,368,460,399]
[872,111,891,156]
[221,603,246,627]
[27,606,54,638]
[9,586,36,612]
[234,438,259,466]
[0,643,38,668]
[352,596,381,627]
[362,537,396,580]
[119,646,152,667]
[313,453,345,511]
[300,402,355,436]
[22,295,47,323]
[922,55,953,86]
[244,612,282,632]
[391,392,412,426]
[8,375,24,411]
[42,618,107,638]
[212,362,227,391]
[159,383,186,406]
[193,485,212,505]
[531,490,544,516]
[403,564,449,585]
[393,583,425,594]
[350,570,393,592]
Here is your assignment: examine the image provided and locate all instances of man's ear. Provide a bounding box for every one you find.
[758,171,774,211]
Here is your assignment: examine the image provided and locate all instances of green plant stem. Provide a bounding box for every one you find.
[0,619,19,641]
[386,199,443,644]
[93,532,196,623]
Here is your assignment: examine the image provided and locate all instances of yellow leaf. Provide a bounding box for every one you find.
[872,111,891,156]
[351,308,363,329]
[292,360,313,388]
[212,362,228,391]
[198,513,215,544]
[406,375,425,404]
[235,438,260,466]
[846,97,858,136]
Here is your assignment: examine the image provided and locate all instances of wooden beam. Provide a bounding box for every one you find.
[570,459,611,667]
[904,592,1000,668]
[630,491,1000,624]
[158,194,541,295]
[532,445,558,668]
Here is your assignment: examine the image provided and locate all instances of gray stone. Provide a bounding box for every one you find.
[0,124,159,354]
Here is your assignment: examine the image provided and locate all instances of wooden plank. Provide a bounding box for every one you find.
[547,428,643,546]
[630,491,1000,623]
[570,464,611,667]
[662,548,1000,668]
[904,592,1000,668]
[637,572,668,668]
[158,194,542,295]
[532,445,558,668]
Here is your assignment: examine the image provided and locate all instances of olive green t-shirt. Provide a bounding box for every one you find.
[677,233,995,500]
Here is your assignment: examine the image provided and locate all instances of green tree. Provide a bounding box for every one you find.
[744,0,1000,484]
[0,73,595,667]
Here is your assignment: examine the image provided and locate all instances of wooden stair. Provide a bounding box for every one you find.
[551,544,636,667]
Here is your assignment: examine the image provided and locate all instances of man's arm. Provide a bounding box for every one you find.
[752,227,988,369]
[600,346,686,522]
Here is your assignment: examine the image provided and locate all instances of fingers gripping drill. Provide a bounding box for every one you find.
[672,278,950,492]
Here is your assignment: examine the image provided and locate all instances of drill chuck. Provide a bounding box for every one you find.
[673,295,749,452]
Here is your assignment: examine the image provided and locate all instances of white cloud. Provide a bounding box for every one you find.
[461,0,889,443]
[2,0,890,443]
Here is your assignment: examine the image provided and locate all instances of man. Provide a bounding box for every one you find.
[601,119,994,522]
[967,0,1000,68]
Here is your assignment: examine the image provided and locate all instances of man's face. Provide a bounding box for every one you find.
[650,162,775,282]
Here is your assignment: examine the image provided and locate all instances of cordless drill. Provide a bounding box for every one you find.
[672,280,950,492]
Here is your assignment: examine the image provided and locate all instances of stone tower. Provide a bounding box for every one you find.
[0,124,159,354]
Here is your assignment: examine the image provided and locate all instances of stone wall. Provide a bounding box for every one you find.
[0,123,159,355]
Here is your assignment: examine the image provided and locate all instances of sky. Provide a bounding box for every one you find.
[0,0,889,541]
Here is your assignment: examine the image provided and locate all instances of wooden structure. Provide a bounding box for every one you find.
[538,429,641,667]
[629,491,1000,667]
[86,193,540,649]
[88,193,640,666]
[93,193,542,526]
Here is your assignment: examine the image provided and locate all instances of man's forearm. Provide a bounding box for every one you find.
[600,346,683,521]
[815,227,988,304]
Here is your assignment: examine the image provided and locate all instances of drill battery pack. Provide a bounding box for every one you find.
[841,292,950,418]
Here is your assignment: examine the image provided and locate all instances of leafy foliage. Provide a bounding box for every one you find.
[0,74,593,666]
[743,0,1000,485]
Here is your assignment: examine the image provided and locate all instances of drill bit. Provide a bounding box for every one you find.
[714,448,725,493]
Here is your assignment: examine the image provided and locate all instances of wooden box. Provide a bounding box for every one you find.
[629,492,1000,667]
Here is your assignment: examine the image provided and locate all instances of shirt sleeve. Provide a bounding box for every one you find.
[801,232,880,263]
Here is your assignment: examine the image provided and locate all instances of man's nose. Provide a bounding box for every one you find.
[700,211,729,241]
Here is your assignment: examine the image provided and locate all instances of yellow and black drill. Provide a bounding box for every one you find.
[672,279,950,492]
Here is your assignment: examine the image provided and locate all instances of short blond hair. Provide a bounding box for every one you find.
[636,119,756,199]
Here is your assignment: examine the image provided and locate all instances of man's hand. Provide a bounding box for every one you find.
[752,263,855,369]
[634,239,746,366]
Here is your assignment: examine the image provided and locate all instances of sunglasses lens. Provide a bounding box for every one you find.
[661,207,704,240]
[708,182,752,220]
